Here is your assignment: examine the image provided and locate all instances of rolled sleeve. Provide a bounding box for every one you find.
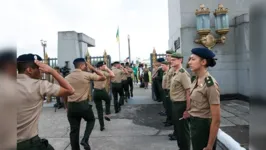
[39,80,60,97]
[207,83,220,105]
[180,73,191,90]
[84,72,99,81]
[103,71,110,77]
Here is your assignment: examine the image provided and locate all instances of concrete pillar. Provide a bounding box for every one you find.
[249,2,266,150]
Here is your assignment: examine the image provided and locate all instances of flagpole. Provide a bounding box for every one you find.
[118,40,121,62]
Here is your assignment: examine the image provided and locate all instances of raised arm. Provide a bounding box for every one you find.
[87,62,106,81]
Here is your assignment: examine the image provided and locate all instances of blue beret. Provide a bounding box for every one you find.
[191,48,215,59]
[17,54,42,62]
[96,61,105,67]
[0,51,16,63]
[73,58,86,64]
[157,58,165,62]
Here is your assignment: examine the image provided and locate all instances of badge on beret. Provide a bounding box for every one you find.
[205,76,214,87]
[34,55,37,60]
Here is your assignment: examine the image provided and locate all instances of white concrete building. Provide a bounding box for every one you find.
[57,31,95,71]
[167,0,262,98]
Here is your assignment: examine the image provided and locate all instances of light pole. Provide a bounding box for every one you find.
[40,39,47,59]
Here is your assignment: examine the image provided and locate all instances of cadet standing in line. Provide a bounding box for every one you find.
[64,58,106,150]
[120,63,129,103]
[170,52,191,150]
[151,62,160,101]
[93,61,115,131]
[188,48,220,150]
[161,60,172,127]
[16,54,74,150]
[0,50,17,150]
[125,62,134,98]
[111,61,125,113]
[154,58,166,115]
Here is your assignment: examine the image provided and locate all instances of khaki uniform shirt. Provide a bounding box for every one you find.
[0,74,18,149]
[189,72,220,118]
[170,68,191,102]
[93,70,109,89]
[17,74,60,142]
[126,67,133,78]
[65,69,99,102]
[162,71,168,89]
[121,68,127,81]
[166,67,175,89]
[111,67,123,83]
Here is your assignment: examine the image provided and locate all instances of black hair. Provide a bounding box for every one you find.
[206,58,216,67]
[74,62,85,68]
[17,62,38,73]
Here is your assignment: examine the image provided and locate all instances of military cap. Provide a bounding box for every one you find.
[166,49,175,54]
[161,61,169,65]
[17,54,42,62]
[157,58,165,62]
[73,58,86,65]
[191,47,215,59]
[171,52,183,58]
[96,61,105,68]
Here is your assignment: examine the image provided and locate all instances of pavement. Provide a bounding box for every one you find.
[41,84,249,150]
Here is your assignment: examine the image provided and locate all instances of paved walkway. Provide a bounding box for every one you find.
[41,84,249,149]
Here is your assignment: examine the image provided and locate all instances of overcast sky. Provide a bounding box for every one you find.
[0,0,168,62]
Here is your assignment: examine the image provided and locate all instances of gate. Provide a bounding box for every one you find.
[86,50,112,101]
[150,48,166,101]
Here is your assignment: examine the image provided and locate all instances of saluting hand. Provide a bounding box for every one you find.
[86,62,94,70]
[103,65,108,70]
[34,60,53,74]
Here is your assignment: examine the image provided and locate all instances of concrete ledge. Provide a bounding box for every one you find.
[221,94,249,102]
[78,33,95,47]
[235,13,249,26]
[218,129,246,150]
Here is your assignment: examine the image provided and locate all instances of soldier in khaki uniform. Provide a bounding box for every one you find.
[16,54,75,150]
[111,61,125,113]
[93,61,115,131]
[125,62,134,98]
[188,48,220,150]
[120,63,129,102]
[170,52,191,149]
[64,58,106,150]
[0,50,17,150]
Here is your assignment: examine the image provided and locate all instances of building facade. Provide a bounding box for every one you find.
[167,0,262,98]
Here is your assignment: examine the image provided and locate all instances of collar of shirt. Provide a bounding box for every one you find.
[17,74,31,79]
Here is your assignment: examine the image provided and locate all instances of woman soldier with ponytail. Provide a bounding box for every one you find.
[187,47,220,150]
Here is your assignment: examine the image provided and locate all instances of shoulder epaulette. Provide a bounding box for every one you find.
[179,68,184,73]
[205,76,214,87]
[191,76,196,83]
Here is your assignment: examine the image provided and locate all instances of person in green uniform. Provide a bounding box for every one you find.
[151,62,160,101]
[154,58,166,115]
[188,47,220,150]
[111,61,126,113]
[16,54,75,150]
[120,63,129,102]
[170,52,191,149]
[93,61,115,131]
[64,58,106,150]
[132,64,138,84]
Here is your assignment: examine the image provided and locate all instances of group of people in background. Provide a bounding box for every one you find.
[150,48,221,150]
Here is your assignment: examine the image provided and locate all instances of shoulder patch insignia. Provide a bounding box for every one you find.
[179,68,184,73]
[205,76,214,87]
[191,76,196,83]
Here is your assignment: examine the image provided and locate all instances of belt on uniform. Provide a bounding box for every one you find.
[164,89,170,92]
[111,82,121,84]
[172,101,186,104]
[17,135,41,147]
[94,88,105,91]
